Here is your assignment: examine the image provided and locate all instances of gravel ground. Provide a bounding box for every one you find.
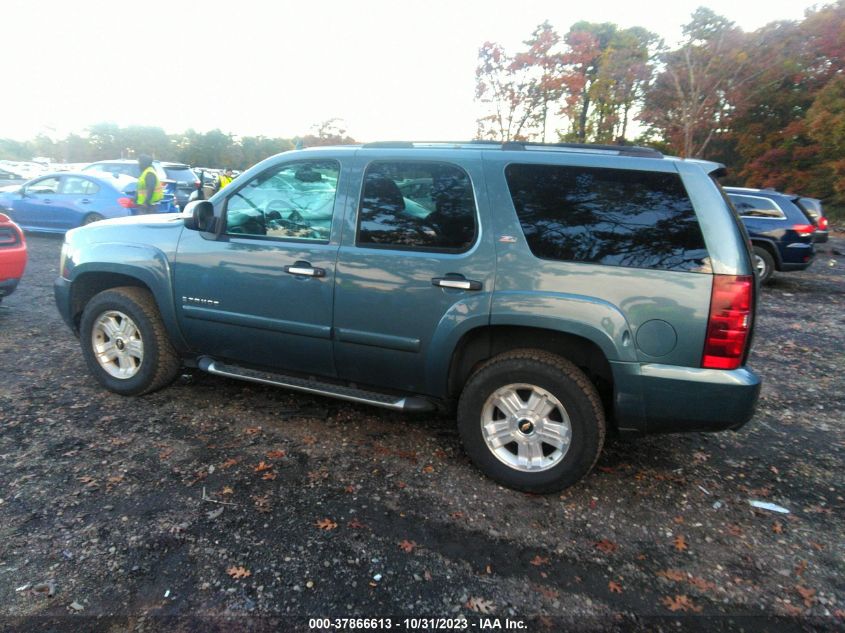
[0,234,843,632]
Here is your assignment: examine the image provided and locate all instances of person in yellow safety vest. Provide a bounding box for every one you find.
[217,169,234,191]
[136,155,164,213]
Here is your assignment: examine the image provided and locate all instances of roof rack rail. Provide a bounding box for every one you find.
[501,141,662,158]
[359,140,662,158]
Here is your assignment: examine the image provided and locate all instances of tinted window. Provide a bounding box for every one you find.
[728,194,785,219]
[225,160,339,241]
[357,161,476,251]
[505,164,708,272]
[60,177,99,195]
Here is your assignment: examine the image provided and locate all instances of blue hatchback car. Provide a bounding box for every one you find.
[0,171,176,234]
[725,187,816,283]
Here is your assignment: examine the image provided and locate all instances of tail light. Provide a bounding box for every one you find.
[118,197,136,209]
[702,275,753,370]
[818,216,828,231]
[791,224,815,236]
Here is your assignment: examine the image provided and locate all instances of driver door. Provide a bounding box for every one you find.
[173,158,345,377]
[11,176,61,229]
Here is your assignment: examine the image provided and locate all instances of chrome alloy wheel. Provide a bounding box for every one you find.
[91,310,144,379]
[480,383,572,472]
[754,253,767,279]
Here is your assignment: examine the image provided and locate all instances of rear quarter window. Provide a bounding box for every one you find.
[505,164,709,272]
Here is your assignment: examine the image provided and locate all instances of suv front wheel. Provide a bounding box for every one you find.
[79,287,180,396]
[457,349,605,493]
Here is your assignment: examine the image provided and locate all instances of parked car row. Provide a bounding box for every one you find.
[724,187,829,283]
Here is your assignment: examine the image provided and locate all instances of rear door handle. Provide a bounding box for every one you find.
[284,261,326,277]
[80,199,91,204]
[432,276,482,291]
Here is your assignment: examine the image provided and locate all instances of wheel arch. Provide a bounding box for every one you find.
[445,325,615,423]
[750,239,781,270]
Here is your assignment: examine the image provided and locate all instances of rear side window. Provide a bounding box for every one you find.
[505,164,708,272]
[357,161,477,252]
[728,194,786,219]
[60,177,99,195]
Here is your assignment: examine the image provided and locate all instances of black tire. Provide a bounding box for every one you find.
[82,213,105,226]
[457,349,605,493]
[79,286,180,396]
[752,246,775,284]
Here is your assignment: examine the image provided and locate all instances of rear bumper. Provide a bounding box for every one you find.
[611,361,761,434]
[0,276,20,298]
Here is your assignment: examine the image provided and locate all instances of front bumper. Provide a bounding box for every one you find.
[611,361,761,434]
[54,276,75,331]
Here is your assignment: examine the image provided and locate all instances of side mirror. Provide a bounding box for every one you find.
[184,200,217,232]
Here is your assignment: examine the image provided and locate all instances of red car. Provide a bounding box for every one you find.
[0,213,26,303]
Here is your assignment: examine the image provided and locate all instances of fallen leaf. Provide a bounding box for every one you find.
[262,471,277,480]
[315,518,338,531]
[244,427,262,435]
[302,435,317,445]
[688,576,716,592]
[158,448,174,460]
[254,461,273,473]
[609,580,623,593]
[537,585,559,599]
[397,481,407,489]
[220,458,238,469]
[772,521,783,534]
[266,449,286,459]
[595,539,618,554]
[218,486,234,496]
[726,524,743,537]
[344,485,356,494]
[399,540,417,553]
[422,465,435,474]
[794,560,807,577]
[450,511,465,519]
[529,555,549,566]
[673,535,688,552]
[796,585,816,608]
[657,569,686,582]
[308,470,329,483]
[226,566,251,579]
[466,596,495,614]
[347,519,366,529]
[662,595,702,613]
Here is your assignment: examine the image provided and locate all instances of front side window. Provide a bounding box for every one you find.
[25,177,60,195]
[728,194,786,219]
[505,164,709,272]
[357,161,477,252]
[225,160,339,241]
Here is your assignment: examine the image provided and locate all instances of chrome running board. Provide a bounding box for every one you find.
[198,357,435,412]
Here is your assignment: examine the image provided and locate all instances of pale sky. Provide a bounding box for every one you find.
[2,0,822,143]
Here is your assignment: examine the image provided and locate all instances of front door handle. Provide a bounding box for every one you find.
[80,198,91,204]
[284,261,326,278]
[432,275,482,291]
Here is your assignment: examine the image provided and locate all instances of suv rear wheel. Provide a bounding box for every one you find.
[457,349,605,493]
[79,287,179,396]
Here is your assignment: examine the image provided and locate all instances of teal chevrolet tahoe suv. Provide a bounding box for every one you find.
[54,142,761,492]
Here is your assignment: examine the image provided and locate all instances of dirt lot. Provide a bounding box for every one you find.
[0,234,843,632]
